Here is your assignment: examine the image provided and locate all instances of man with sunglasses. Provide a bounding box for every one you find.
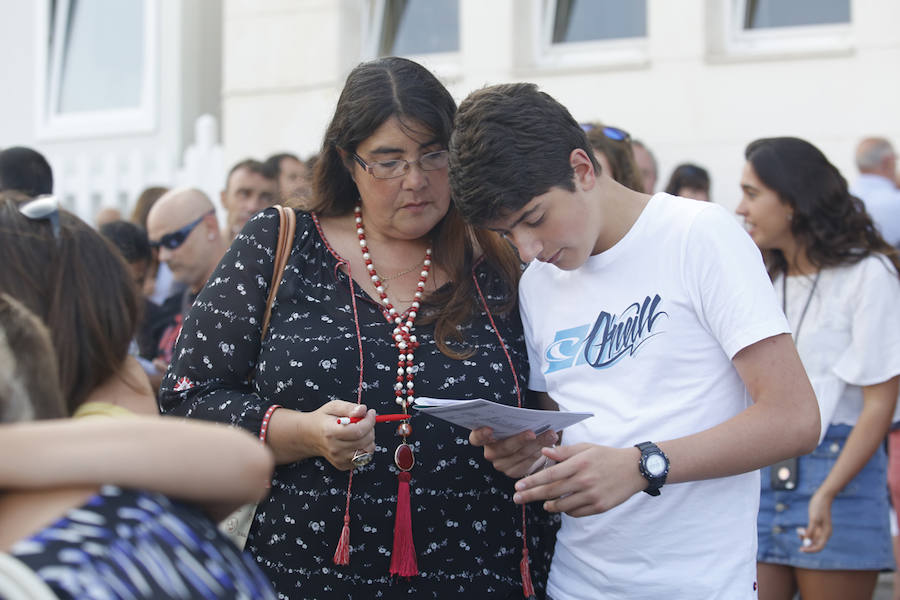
[147,188,227,370]
[449,83,820,599]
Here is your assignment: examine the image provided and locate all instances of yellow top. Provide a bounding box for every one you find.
[72,401,135,419]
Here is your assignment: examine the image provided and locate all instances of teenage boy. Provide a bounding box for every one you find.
[449,83,820,599]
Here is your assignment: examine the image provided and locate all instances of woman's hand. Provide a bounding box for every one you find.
[469,427,558,479]
[798,488,834,553]
[267,401,376,469]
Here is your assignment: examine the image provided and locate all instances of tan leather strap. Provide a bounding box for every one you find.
[260,206,296,341]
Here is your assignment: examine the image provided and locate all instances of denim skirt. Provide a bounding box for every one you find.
[757,424,893,570]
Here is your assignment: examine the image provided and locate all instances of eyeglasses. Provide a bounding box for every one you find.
[19,195,61,241]
[150,210,214,250]
[580,123,631,142]
[352,149,449,179]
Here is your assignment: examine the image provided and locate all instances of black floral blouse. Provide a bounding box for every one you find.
[160,209,556,599]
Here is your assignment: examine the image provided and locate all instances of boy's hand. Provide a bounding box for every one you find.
[469,427,558,479]
[512,443,646,517]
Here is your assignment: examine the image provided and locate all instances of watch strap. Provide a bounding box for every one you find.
[635,441,669,497]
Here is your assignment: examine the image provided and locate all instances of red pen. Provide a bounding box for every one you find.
[336,414,410,425]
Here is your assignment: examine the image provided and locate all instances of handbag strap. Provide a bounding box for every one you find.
[260,205,296,341]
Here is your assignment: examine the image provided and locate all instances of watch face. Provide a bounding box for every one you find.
[646,453,667,476]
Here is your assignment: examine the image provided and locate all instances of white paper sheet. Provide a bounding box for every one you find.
[412,396,593,439]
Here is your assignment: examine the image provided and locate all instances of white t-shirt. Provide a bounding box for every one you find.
[520,194,789,600]
[776,254,900,435]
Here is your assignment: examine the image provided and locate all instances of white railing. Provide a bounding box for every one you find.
[48,114,226,226]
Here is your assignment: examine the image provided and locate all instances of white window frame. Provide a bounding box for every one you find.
[34,0,159,140]
[530,0,649,73]
[361,0,461,81]
[716,0,853,60]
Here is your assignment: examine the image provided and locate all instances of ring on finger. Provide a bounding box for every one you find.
[351,449,373,468]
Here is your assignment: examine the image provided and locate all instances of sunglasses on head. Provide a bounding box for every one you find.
[580,123,631,142]
[19,195,61,241]
[150,211,214,250]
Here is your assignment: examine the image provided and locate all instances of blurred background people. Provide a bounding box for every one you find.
[665,162,711,202]
[851,137,900,248]
[220,158,277,239]
[737,137,900,600]
[146,188,227,369]
[631,139,658,194]
[129,185,184,304]
[582,122,646,192]
[99,220,172,388]
[265,151,312,204]
[94,206,122,227]
[0,146,53,197]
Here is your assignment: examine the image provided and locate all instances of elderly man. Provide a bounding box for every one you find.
[851,137,900,247]
[147,188,227,366]
[220,159,277,239]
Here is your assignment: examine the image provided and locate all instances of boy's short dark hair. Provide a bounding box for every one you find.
[449,82,598,226]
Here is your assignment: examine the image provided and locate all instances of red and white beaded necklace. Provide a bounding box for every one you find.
[354,203,431,575]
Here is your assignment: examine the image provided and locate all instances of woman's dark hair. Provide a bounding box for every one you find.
[309,57,521,358]
[0,191,141,414]
[664,163,710,197]
[583,123,645,193]
[745,137,900,278]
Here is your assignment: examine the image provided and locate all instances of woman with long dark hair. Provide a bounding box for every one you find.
[737,137,900,600]
[160,57,557,598]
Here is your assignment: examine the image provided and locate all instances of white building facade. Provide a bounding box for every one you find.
[1,0,898,220]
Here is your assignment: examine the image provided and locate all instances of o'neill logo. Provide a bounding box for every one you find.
[544,294,668,373]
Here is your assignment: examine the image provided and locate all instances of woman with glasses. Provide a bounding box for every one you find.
[160,56,557,599]
[582,122,646,193]
[0,192,278,599]
[736,137,900,600]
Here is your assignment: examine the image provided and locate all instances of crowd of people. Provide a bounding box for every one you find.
[1,55,900,599]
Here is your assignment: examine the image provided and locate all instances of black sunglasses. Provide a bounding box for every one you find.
[18,195,61,241]
[150,211,214,250]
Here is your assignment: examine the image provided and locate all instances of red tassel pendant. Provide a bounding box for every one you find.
[333,513,351,565]
[389,471,418,577]
[520,547,536,599]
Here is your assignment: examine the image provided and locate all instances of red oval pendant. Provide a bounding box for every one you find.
[394,443,415,471]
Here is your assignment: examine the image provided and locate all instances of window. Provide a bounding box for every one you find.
[363,0,460,79]
[35,0,158,139]
[708,0,853,60]
[742,0,850,30]
[551,0,646,44]
[531,0,649,71]
[378,0,459,56]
